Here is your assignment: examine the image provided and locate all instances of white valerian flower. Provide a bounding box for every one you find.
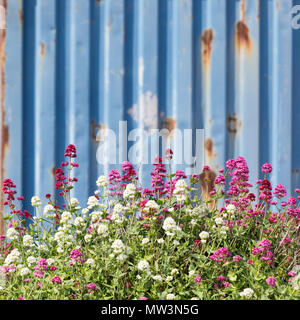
[27,256,36,266]
[82,208,89,215]
[171,268,179,275]
[57,247,64,253]
[136,275,142,280]
[111,239,125,253]
[23,234,34,247]
[113,203,124,214]
[91,211,102,223]
[117,254,128,261]
[137,260,150,272]
[173,240,180,246]
[61,211,72,224]
[190,219,197,226]
[166,276,173,282]
[191,297,198,300]
[74,217,85,227]
[166,293,176,300]
[199,231,209,240]
[20,267,30,277]
[31,196,41,207]
[86,258,96,267]
[87,196,100,209]
[239,288,254,299]
[109,254,115,258]
[157,238,164,244]
[189,270,196,276]
[226,204,236,215]
[192,206,205,217]
[97,223,108,236]
[84,234,92,243]
[96,175,108,187]
[111,204,125,224]
[6,228,19,241]
[173,179,188,202]
[38,244,49,252]
[215,217,223,225]
[43,204,55,217]
[4,249,21,266]
[162,217,181,234]
[47,258,55,266]
[123,183,136,199]
[70,198,79,207]
[144,200,160,212]
[142,238,150,245]
[152,275,163,282]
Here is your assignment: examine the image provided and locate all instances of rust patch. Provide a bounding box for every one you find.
[40,42,45,58]
[161,117,176,132]
[241,0,246,22]
[161,117,177,138]
[235,21,251,53]
[201,29,214,70]
[90,120,107,142]
[204,138,216,162]
[276,0,280,10]
[0,0,7,236]
[50,166,56,178]
[96,0,103,3]
[227,114,242,134]
[199,168,216,209]
[19,8,23,26]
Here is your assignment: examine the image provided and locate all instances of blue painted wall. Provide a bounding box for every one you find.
[0,0,299,217]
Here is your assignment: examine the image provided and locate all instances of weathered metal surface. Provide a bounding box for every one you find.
[0,0,299,223]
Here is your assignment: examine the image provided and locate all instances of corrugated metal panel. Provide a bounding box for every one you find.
[0,0,300,223]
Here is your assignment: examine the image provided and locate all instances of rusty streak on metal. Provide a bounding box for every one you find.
[40,42,45,58]
[199,168,216,210]
[0,0,7,236]
[19,8,23,27]
[241,0,246,22]
[201,29,213,71]
[227,114,242,134]
[90,120,107,142]
[276,0,280,10]
[235,21,251,53]
[204,137,216,163]
[160,117,177,138]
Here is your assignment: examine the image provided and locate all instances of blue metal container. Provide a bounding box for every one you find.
[0,0,299,231]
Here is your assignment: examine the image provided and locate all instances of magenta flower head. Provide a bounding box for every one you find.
[261,163,272,174]
[165,148,173,161]
[202,165,211,172]
[138,296,148,300]
[86,283,97,291]
[194,276,202,286]
[226,159,236,170]
[37,258,48,271]
[50,275,62,284]
[233,255,242,263]
[69,249,83,261]
[288,271,297,277]
[273,184,287,199]
[214,175,226,185]
[64,144,77,158]
[266,277,276,288]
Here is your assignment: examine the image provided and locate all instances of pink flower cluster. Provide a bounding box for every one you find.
[252,239,274,265]
[209,248,232,263]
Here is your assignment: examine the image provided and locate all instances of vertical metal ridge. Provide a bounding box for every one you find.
[34,0,56,199]
[22,0,37,213]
